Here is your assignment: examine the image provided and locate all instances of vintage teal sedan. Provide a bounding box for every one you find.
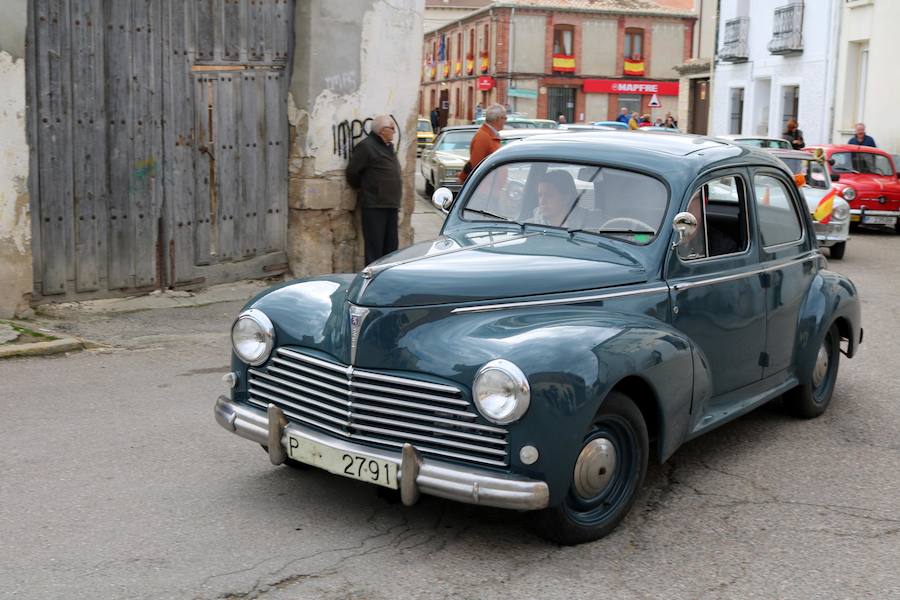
[215,132,862,545]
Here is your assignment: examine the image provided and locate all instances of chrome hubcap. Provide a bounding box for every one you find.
[812,342,830,388]
[573,438,617,499]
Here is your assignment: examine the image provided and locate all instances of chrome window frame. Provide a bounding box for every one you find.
[676,172,753,264]
[752,171,807,251]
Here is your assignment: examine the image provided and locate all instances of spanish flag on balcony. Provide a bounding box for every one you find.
[442,62,450,78]
[552,54,576,73]
[466,56,475,75]
[480,53,489,73]
[454,61,462,75]
[813,189,837,224]
[624,58,645,76]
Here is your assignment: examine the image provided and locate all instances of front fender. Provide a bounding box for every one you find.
[794,269,862,384]
[356,302,693,506]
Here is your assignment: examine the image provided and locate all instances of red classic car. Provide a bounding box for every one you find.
[806,145,900,232]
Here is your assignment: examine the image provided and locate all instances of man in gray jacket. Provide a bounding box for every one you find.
[346,115,403,264]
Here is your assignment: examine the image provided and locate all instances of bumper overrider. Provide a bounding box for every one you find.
[215,396,550,511]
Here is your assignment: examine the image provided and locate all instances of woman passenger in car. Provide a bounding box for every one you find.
[529,170,587,228]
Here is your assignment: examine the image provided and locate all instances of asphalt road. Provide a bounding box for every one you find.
[2,226,899,599]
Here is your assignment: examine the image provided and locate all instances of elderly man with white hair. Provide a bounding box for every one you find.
[346,115,403,264]
[459,103,507,183]
[847,122,877,148]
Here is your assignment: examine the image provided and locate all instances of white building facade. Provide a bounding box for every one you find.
[710,0,840,145]
[831,0,900,154]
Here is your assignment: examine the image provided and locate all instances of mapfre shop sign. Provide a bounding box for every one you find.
[583,79,679,96]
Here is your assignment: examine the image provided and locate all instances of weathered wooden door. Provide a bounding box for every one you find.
[27,0,292,301]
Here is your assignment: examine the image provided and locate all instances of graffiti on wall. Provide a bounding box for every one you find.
[332,115,401,160]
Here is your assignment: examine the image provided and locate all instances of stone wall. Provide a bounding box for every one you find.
[286,0,423,278]
[0,0,32,319]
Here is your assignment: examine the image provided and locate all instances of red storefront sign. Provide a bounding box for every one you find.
[582,79,679,96]
[477,76,494,91]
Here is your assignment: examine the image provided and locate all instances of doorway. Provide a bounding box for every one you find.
[547,87,576,123]
[689,79,709,134]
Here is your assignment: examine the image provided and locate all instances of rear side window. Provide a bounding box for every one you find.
[753,174,803,247]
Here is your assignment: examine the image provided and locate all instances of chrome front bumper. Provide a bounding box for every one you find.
[813,219,850,246]
[214,396,549,511]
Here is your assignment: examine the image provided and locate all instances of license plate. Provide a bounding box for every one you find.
[286,435,398,489]
[862,215,897,225]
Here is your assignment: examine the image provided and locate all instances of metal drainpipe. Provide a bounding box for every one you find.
[508,6,515,111]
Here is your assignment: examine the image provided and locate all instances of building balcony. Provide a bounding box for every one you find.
[552,54,576,73]
[719,17,749,63]
[768,1,804,55]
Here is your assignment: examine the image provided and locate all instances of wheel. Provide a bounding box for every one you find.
[260,444,309,469]
[424,178,434,198]
[784,323,841,419]
[533,391,649,545]
[829,242,846,260]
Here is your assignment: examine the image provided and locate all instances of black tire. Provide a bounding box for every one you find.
[260,444,309,469]
[784,323,841,419]
[533,391,649,545]
[829,242,846,260]
[424,178,434,198]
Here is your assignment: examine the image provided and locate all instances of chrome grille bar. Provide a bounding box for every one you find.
[247,347,511,467]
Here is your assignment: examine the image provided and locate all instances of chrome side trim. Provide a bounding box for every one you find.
[215,396,549,510]
[450,284,670,314]
[671,253,818,291]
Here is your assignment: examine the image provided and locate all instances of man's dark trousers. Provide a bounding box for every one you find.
[362,207,398,264]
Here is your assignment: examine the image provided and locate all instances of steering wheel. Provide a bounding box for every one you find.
[599,217,655,232]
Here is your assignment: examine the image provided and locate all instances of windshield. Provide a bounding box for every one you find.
[417,120,432,133]
[779,157,830,190]
[461,161,668,244]
[737,138,790,149]
[435,131,476,153]
[831,152,895,176]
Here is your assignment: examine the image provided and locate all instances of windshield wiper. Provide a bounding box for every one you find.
[463,207,518,224]
[567,227,656,236]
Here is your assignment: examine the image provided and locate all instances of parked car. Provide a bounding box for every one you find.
[717,134,791,150]
[769,148,851,259]
[558,124,621,132]
[416,118,434,155]
[590,120,629,130]
[473,115,538,129]
[216,132,861,545]
[806,144,900,233]
[420,126,561,197]
[531,119,560,129]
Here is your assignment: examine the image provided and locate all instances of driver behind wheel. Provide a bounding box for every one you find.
[529,170,587,228]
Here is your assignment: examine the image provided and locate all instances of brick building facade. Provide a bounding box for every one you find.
[420,0,696,126]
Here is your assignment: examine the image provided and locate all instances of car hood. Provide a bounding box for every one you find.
[349,231,650,307]
[433,150,468,165]
[838,174,900,197]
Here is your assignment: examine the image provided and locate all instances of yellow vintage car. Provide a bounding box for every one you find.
[416,118,434,155]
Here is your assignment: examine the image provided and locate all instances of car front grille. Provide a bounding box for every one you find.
[246,347,509,467]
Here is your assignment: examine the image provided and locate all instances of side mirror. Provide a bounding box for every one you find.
[830,172,840,182]
[672,211,698,247]
[431,187,454,214]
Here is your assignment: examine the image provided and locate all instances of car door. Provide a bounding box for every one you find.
[750,170,818,377]
[666,171,766,410]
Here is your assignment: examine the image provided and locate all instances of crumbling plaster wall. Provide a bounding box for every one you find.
[287,0,424,278]
[0,1,32,319]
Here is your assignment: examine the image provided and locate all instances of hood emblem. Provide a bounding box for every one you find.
[348,304,370,365]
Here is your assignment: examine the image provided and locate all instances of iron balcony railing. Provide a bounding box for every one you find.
[245,347,510,468]
[720,17,749,62]
[768,1,804,54]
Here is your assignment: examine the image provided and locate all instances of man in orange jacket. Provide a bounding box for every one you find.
[459,104,507,182]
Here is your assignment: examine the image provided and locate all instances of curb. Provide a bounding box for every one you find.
[0,337,85,359]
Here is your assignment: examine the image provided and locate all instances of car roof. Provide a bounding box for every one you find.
[717,134,786,142]
[475,131,789,194]
[808,144,891,156]
[767,148,819,160]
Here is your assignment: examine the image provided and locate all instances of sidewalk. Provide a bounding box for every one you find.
[1,193,446,358]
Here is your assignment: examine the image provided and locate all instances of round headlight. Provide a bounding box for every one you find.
[832,201,850,221]
[231,309,275,366]
[473,359,530,424]
[841,186,857,201]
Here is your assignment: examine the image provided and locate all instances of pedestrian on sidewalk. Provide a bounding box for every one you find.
[783,119,805,149]
[847,122,876,147]
[345,115,402,265]
[459,103,506,183]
